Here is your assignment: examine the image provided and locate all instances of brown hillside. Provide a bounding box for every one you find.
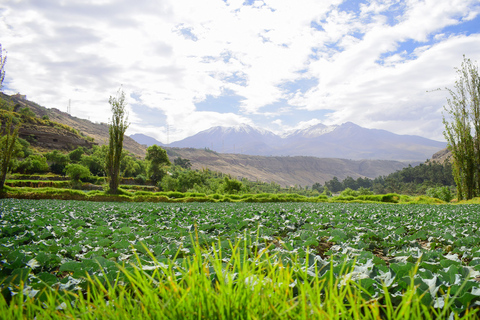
[166,148,412,187]
[431,147,452,164]
[3,93,146,156]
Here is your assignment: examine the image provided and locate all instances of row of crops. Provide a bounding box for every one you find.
[2,199,480,315]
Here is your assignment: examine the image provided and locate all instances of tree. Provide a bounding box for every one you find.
[120,152,144,178]
[222,176,243,194]
[68,147,84,163]
[145,145,170,184]
[45,150,69,174]
[0,44,6,91]
[81,145,107,176]
[65,163,91,183]
[324,176,343,193]
[15,154,49,174]
[174,157,192,169]
[0,115,19,193]
[106,88,129,194]
[443,56,480,200]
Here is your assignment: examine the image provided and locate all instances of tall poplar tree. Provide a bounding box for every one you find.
[0,116,19,194]
[0,44,20,194]
[106,88,129,194]
[443,56,480,200]
[0,44,6,91]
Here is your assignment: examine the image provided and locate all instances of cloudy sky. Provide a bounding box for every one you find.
[1,0,479,143]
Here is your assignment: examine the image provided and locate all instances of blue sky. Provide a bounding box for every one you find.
[1,0,479,143]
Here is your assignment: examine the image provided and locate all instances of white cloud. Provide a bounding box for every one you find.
[0,0,479,144]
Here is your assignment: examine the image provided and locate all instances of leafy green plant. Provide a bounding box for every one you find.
[426,186,454,202]
[65,163,91,183]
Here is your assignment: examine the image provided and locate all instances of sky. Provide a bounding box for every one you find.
[1,0,479,144]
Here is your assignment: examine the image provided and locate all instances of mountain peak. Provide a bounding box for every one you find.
[285,122,337,138]
[130,121,446,161]
[205,124,274,136]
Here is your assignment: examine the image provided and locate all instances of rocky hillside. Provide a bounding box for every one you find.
[166,148,413,187]
[431,148,452,164]
[1,93,146,156]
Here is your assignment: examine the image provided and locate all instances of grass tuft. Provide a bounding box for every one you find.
[0,238,478,319]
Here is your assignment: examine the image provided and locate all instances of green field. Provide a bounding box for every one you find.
[2,199,480,318]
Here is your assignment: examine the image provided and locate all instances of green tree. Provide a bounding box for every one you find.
[174,157,192,169]
[106,88,129,194]
[45,150,69,175]
[145,145,170,185]
[426,186,454,203]
[0,115,19,193]
[65,163,91,183]
[324,176,343,193]
[443,56,480,200]
[177,170,204,192]
[120,151,144,178]
[222,176,243,194]
[0,43,5,91]
[68,147,84,163]
[81,145,107,176]
[160,175,178,191]
[15,154,49,174]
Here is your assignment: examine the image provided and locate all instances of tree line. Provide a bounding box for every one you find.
[316,160,455,196]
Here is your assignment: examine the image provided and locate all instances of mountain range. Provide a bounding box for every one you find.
[131,122,446,161]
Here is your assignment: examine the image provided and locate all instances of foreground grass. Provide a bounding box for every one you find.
[1,239,477,320]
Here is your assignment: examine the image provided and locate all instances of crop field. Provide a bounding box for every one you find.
[2,199,480,318]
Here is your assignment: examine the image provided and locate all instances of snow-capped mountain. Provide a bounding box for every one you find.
[130,122,447,161]
[284,123,337,139]
[169,124,282,155]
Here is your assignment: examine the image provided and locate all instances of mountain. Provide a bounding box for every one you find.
[165,147,412,187]
[169,124,282,155]
[282,122,446,160]
[151,122,446,161]
[129,133,164,147]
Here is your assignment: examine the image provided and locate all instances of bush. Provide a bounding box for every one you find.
[222,177,243,194]
[65,164,91,183]
[135,174,147,185]
[340,188,358,197]
[357,187,374,195]
[68,147,84,163]
[15,154,49,174]
[426,186,454,202]
[19,107,36,118]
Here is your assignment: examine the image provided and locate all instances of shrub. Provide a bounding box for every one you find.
[222,177,243,194]
[135,174,147,184]
[340,188,358,197]
[65,164,91,183]
[19,107,36,118]
[426,186,454,202]
[357,187,374,195]
[15,154,49,174]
